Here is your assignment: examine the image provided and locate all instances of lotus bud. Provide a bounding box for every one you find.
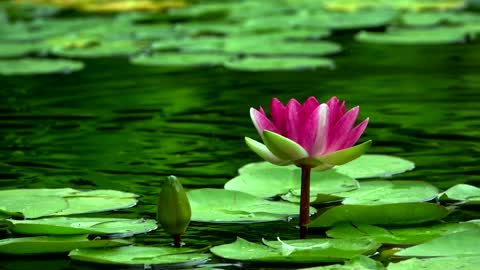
[157,175,191,247]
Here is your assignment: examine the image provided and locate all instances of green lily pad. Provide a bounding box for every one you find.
[130,52,228,67]
[0,188,138,219]
[51,40,143,58]
[225,166,358,198]
[321,0,466,12]
[0,58,84,76]
[401,11,480,27]
[338,180,439,205]
[387,256,480,270]
[326,222,480,245]
[187,188,316,223]
[0,235,130,255]
[331,155,415,178]
[301,256,385,270]
[69,245,210,266]
[8,217,157,236]
[299,9,399,30]
[225,38,341,56]
[440,184,480,204]
[355,27,467,44]
[0,42,43,57]
[309,203,449,227]
[395,228,480,257]
[210,237,380,263]
[152,37,225,52]
[224,56,334,71]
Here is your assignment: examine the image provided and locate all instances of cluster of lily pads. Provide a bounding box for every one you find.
[1,154,480,269]
[1,0,480,75]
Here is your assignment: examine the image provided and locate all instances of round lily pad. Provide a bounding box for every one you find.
[210,237,380,263]
[440,184,480,204]
[187,188,316,223]
[339,180,439,205]
[395,228,480,257]
[130,53,228,67]
[69,245,210,267]
[51,40,143,58]
[0,235,130,255]
[224,56,334,71]
[0,188,138,219]
[0,58,84,75]
[388,256,480,270]
[9,217,157,236]
[0,42,42,57]
[331,155,415,178]
[300,256,384,270]
[225,166,358,199]
[326,222,480,245]
[225,38,341,56]
[355,27,467,44]
[309,203,450,227]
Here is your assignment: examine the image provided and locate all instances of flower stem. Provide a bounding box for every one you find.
[173,234,182,247]
[299,165,311,239]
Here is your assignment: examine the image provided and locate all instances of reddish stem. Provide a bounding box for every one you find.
[299,165,311,239]
[173,234,182,248]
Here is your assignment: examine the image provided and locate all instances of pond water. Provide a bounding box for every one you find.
[1,37,480,269]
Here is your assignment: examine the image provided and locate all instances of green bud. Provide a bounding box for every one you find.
[157,175,191,236]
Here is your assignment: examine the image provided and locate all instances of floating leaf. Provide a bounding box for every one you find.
[298,10,399,30]
[0,235,130,255]
[131,52,228,67]
[187,189,315,223]
[440,184,480,204]
[331,155,415,178]
[0,188,138,219]
[322,0,466,12]
[388,256,480,270]
[355,27,467,44]
[8,217,157,236]
[152,37,224,52]
[309,203,449,227]
[224,56,334,71]
[338,180,439,205]
[225,166,358,199]
[326,222,480,245]
[0,42,42,57]
[395,228,480,257]
[301,255,385,270]
[51,40,143,58]
[225,38,341,56]
[210,237,380,263]
[401,11,480,27]
[69,245,210,266]
[0,58,84,75]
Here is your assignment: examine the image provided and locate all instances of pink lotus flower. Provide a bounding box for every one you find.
[245,96,371,170]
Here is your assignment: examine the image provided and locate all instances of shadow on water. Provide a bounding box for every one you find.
[1,38,480,269]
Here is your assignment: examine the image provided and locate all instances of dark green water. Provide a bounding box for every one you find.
[1,39,480,269]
